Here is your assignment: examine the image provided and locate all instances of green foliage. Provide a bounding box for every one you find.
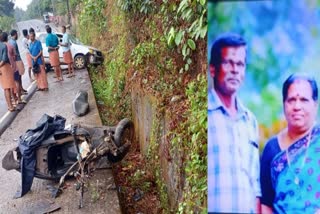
[89,7,130,124]
[146,114,170,212]
[164,0,207,72]
[14,8,27,22]
[79,0,107,42]
[90,53,129,124]
[169,74,207,213]
[82,0,206,212]
[23,0,79,21]
[131,41,157,67]
[0,16,14,32]
[23,0,52,19]
[0,0,14,31]
[117,0,154,15]
[0,0,14,17]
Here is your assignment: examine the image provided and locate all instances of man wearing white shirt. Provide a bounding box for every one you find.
[60,26,75,78]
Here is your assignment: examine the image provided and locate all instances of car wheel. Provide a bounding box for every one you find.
[74,55,86,70]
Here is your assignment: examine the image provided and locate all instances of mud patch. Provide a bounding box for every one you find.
[112,142,162,214]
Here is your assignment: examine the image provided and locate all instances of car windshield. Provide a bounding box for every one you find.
[69,35,83,45]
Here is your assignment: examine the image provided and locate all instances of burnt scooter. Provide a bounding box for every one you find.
[2,117,134,208]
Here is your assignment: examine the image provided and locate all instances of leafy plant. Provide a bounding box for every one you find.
[0,16,14,32]
[168,74,207,213]
[131,41,157,66]
[79,0,107,43]
[164,0,207,72]
[117,0,154,15]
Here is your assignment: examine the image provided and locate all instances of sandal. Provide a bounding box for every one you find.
[18,100,27,104]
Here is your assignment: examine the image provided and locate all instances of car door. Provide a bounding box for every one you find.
[37,33,49,60]
[56,34,64,62]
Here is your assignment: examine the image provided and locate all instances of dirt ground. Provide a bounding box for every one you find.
[111,132,163,214]
[0,69,121,214]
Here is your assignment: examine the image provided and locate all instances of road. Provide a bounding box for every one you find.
[0,19,62,118]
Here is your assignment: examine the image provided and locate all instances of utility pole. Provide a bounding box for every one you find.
[66,0,71,26]
[52,0,55,15]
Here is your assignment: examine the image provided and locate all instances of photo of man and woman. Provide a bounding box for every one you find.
[208,0,320,213]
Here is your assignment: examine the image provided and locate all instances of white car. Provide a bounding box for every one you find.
[37,32,103,70]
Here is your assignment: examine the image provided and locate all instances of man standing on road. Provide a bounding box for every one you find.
[60,26,75,78]
[45,26,63,81]
[9,29,28,95]
[29,31,48,91]
[22,29,33,82]
[208,33,261,213]
[0,32,16,111]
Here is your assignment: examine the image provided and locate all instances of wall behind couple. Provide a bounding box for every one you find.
[208,0,320,150]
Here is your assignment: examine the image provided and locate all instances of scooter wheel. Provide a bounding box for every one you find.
[114,118,134,147]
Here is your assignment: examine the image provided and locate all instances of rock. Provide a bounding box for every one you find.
[132,189,144,202]
[170,95,182,103]
[72,91,89,116]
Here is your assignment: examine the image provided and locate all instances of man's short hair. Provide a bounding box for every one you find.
[282,73,318,102]
[22,29,28,37]
[46,27,52,34]
[29,31,36,37]
[29,28,35,34]
[0,32,8,42]
[210,33,247,68]
[10,29,17,37]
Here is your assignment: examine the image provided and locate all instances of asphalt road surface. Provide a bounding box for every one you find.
[0,19,61,118]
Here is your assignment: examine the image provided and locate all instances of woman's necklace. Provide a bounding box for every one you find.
[285,128,312,185]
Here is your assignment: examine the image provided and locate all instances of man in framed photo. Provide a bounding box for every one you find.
[208,33,261,213]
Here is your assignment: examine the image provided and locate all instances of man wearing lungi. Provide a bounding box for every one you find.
[60,26,75,78]
[45,27,63,81]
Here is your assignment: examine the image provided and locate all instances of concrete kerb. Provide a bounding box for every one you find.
[0,81,37,136]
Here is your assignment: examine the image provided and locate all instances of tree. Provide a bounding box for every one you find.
[0,16,14,32]
[14,7,26,22]
[0,0,14,17]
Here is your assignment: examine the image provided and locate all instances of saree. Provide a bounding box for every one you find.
[270,125,320,214]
